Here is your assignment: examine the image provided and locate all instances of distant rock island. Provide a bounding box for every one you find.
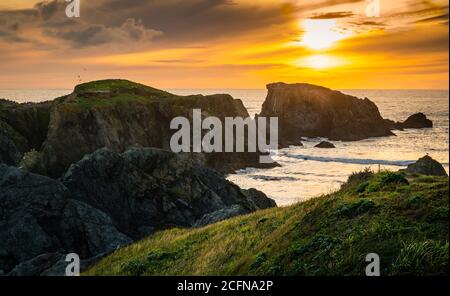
[259,82,433,145]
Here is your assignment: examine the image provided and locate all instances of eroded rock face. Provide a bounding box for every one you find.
[62,147,276,239]
[401,113,433,129]
[260,83,394,143]
[0,99,53,166]
[28,80,270,177]
[384,113,434,130]
[403,155,448,176]
[0,165,131,275]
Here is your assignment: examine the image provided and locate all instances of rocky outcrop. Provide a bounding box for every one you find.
[259,83,433,144]
[0,147,276,275]
[62,147,276,239]
[0,99,53,166]
[403,155,448,176]
[400,113,433,129]
[384,113,433,130]
[260,83,394,143]
[315,141,336,149]
[16,80,271,177]
[0,164,131,275]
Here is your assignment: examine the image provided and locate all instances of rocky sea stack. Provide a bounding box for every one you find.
[259,83,434,145]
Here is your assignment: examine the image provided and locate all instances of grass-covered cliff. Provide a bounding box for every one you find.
[85,170,449,276]
[22,79,265,177]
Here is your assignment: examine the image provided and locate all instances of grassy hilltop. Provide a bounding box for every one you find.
[86,170,449,276]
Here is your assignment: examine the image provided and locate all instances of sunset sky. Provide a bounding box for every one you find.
[0,0,448,89]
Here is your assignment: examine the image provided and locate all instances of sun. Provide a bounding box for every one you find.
[301,19,349,50]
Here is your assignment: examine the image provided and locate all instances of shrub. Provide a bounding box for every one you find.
[335,199,376,218]
[251,253,267,270]
[19,149,42,172]
[428,207,449,222]
[405,195,423,209]
[344,168,374,189]
[366,171,409,192]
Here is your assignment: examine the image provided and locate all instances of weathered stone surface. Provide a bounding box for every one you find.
[259,83,434,145]
[194,205,248,227]
[403,155,448,176]
[385,113,433,130]
[62,147,277,239]
[0,99,53,166]
[25,80,271,177]
[0,165,131,275]
[260,83,394,143]
[400,113,433,129]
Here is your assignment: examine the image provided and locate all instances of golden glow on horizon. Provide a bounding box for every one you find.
[0,0,448,89]
[299,54,345,70]
[300,19,351,50]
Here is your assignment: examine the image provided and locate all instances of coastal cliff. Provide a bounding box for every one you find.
[8,80,269,177]
[260,83,433,144]
[0,99,52,165]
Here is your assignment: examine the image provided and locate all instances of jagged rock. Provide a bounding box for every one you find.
[385,113,433,130]
[22,79,271,177]
[194,205,248,227]
[0,126,24,165]
[315,141,336,149]
[403,155,448,176]
[0,165,131,275]
[7,253,65,276]
[62,147,276,239]
[259,83,394,143]
[400,113,433,129]
[0,99,53,166]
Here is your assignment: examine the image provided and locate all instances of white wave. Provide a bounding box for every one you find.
[281,153,416,166]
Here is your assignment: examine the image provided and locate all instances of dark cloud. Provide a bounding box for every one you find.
[0,0,296,48]
[83,0,296,43]
[415,12,449,24]
[44,18,162,47]
[310,11,354,19]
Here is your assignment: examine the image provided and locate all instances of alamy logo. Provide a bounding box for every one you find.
[65,0,80,18]
[170,109,278,164]
[365,253,381,276]
[65,253,80,276]
[366,0,381,17]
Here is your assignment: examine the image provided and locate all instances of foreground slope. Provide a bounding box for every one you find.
[86,170,449,276]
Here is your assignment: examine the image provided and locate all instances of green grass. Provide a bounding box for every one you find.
[85,171,449,276]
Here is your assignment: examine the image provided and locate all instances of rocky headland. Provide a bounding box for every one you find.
[259,83,434,145]
[1,80,273,178]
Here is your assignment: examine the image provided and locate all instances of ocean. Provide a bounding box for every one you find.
[1,88,448,206]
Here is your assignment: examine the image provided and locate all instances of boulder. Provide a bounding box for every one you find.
[62,147,276,239]
[259,83,394,143]
[315,141,336,149]
[0,165,131,275]
[403,155,448,176]
[400,113,433,129]
[385,113,433,130]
